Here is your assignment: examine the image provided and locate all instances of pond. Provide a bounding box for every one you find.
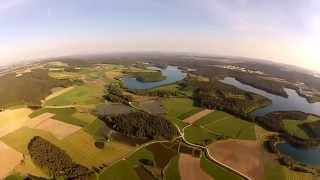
[220,77,320,116]
[277,143,320,166]
[122,66,186,90]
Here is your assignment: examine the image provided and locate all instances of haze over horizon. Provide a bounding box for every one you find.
[0,0,319,71]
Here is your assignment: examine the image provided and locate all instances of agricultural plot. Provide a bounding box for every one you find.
[162,98,202,129]
[0,69,71,107]
[27,113,81,140]
[140,100,165,115]
[44,84,104,106]
[283,115,320,139]
[1,127,137,169]
[195,111,256,140]
[99,160,140,180]
[208,139,264,180]
[29,108,89,127]
[201,155,244,180]
[0,141,23,179]
[184,125,218,145]
[183,109,214,124]
[164,155,180,180]
[0,108,32,138]
[179,154,212,180]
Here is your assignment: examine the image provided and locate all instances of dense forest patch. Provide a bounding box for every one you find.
[28,136,92,179]
[98,111,178,140]
[131,70,166,82]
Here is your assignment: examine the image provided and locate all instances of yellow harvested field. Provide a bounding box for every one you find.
[43,86,74,102]
[27,113,81,140]
[179,154,213,180]
[0,108,32,137]
[0,141,23,178]
[183,109,214,124]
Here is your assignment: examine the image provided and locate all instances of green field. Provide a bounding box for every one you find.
[200,155,244,180]
[162,97,202,129]
[195,111,256,140]
[184,125,218,145]
[29,108,89,127]
[99,160,140,180]
[44,84,104,106]
[164,155,180,180]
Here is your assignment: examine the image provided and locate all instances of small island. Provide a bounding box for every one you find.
[133,70,166,82]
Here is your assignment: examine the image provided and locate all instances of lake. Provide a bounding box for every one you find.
[220,77,320,116]
[122,66,186,90]
[277,143,320,166]
[221,77,320,165]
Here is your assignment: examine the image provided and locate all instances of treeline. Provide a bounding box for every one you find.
[28,136,92,179]
[256,111,308,132]
[98,111,178,140]
[103,83,133,105]
[191,80,268,120]
[233,74,288,97]
[256,111,320,147]
[130,88,185,98]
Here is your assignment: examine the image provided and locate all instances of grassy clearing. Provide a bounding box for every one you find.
[164,155,180,180]
[196,111,256,140]
[184,126,217,145]
[283,115,320,139]
[200,155,244,180]
[45,84,104,106]
[99,160,140,180]
[29,108,89,127]
[84,119,105,136]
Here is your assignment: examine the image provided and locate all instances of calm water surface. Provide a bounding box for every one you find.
[122,66,186,90]
[220,77,320,116]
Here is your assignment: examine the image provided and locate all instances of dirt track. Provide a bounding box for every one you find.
[208,140,264,180]
[179,154,213,180]
[183,109,214,124]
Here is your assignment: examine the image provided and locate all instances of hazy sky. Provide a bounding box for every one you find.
[0,0,319,71]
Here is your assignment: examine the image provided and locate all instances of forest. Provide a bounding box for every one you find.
[98,111,178,140]
[28,136,92,179]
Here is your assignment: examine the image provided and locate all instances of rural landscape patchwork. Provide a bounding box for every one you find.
[0,54,320,180]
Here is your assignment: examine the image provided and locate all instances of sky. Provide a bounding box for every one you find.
[0,0,319,71]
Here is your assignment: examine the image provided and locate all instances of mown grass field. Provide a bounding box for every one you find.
[200,155,244,180]
[44,84,104,106]
[195,111,256,140]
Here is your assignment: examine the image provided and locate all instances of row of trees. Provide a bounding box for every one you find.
[103,82,133,104]
[98,111,178,140]
[28,136,92,179]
